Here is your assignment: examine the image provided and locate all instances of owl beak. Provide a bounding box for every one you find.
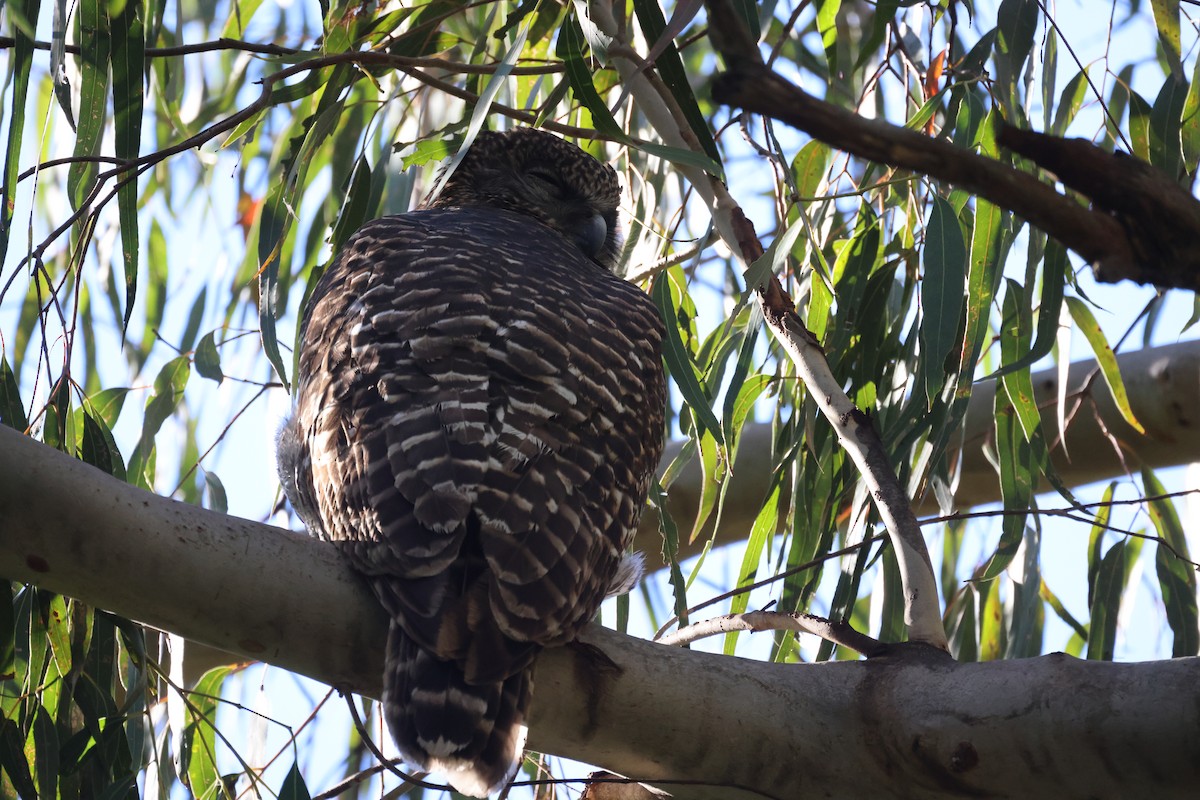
[572,213,609,260]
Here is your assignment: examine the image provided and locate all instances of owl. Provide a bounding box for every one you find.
[276,128,666,796]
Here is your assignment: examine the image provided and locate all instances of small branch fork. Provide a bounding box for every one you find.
[656,610,886,656]
[589,1,950,650]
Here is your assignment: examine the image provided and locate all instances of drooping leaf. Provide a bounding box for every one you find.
[0,356,28,431]
[1065,297,1145,434]
[68,0,111,211]
[279,760,313,800]
[652,269,724,446]
[194,332,225,385]
[920,196,966,405]
[111,0,145,333]
[1142,467,1199,656]
[127,356,191,488]
[1088,539,1129,661]
[0,0,42,258]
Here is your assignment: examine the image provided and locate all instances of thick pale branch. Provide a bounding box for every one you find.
[762,309,946,648]
[1,426,1199,799]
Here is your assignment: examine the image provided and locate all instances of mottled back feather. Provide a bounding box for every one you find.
[277,128,665,797]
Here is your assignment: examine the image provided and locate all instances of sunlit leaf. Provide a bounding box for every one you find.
[1150,0,1183,78]
[194,332,225,385]
[1065,297,1145,434]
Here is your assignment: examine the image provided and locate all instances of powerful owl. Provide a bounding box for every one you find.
[276,128,666,796]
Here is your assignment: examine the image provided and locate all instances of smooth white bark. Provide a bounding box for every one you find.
[2,425,1198,799]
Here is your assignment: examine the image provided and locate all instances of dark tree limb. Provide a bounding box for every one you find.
[704,3,1200,292]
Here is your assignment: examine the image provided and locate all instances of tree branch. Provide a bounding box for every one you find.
[704,5,1200,292]
[1,425,1198,799]
[635,339,1200,564]
[592,0,947,649]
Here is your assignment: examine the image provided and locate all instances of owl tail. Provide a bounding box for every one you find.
[383,620,532,798]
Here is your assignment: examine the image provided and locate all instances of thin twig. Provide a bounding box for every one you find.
[655,610,885,657]
[340,692,442,791]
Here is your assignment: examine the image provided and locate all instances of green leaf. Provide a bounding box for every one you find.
[111,0,145,333]
[1086,482,1116,608]
[1006,526,1043,658]
[1040,578,1088,642]
[981,388,1031,580]
[1087,539,1128,661]
[195,332,225,384]
[816,0,842,72]
[1149,74,1187,180]
[1064,297,1145,434]
[855,0,900,71]
[330,155,379,251]
[920,196,966,404]
[127,356,191,488]
[978,578,1005,660]
[945,588,978,661]
[994,0,1038,115]
[222,0,268,38]
[631,0,721,165]
[650,482,689,624]
[44,594,72,678]
[280,760,313,800]
[634,141,724,180]
[83,387,129,430]
[181,666,234,797]
[1182,54,1200,169]
[68,0,112,210]
[181,289,208,355]
[0,355,28,431]
[957,193,1007,395]
[1129,91,1153,163]
[143,221,169,355]
[791,140,831,199]
[725,481,781,655]
[0,0,42,258]
[80,411,126,480]
[1142,467,1199,656]
[203,470,229,515]
[1050,68,1090,136]
[0,581,13,678]
[29,703,60,800]
[557,13,625,139]
[879,545,908,643]
[987,240,1065,381]
[1150,0,1183,79]
[997,280,1040,438]
[652,269,723,446]
[0,718,36,799]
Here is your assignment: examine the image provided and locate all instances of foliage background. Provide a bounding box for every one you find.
[2,0,1199,797]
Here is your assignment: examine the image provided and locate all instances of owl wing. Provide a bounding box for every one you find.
[293,208,665,683]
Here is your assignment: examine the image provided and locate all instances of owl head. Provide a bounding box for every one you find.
[423,128,623,271]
